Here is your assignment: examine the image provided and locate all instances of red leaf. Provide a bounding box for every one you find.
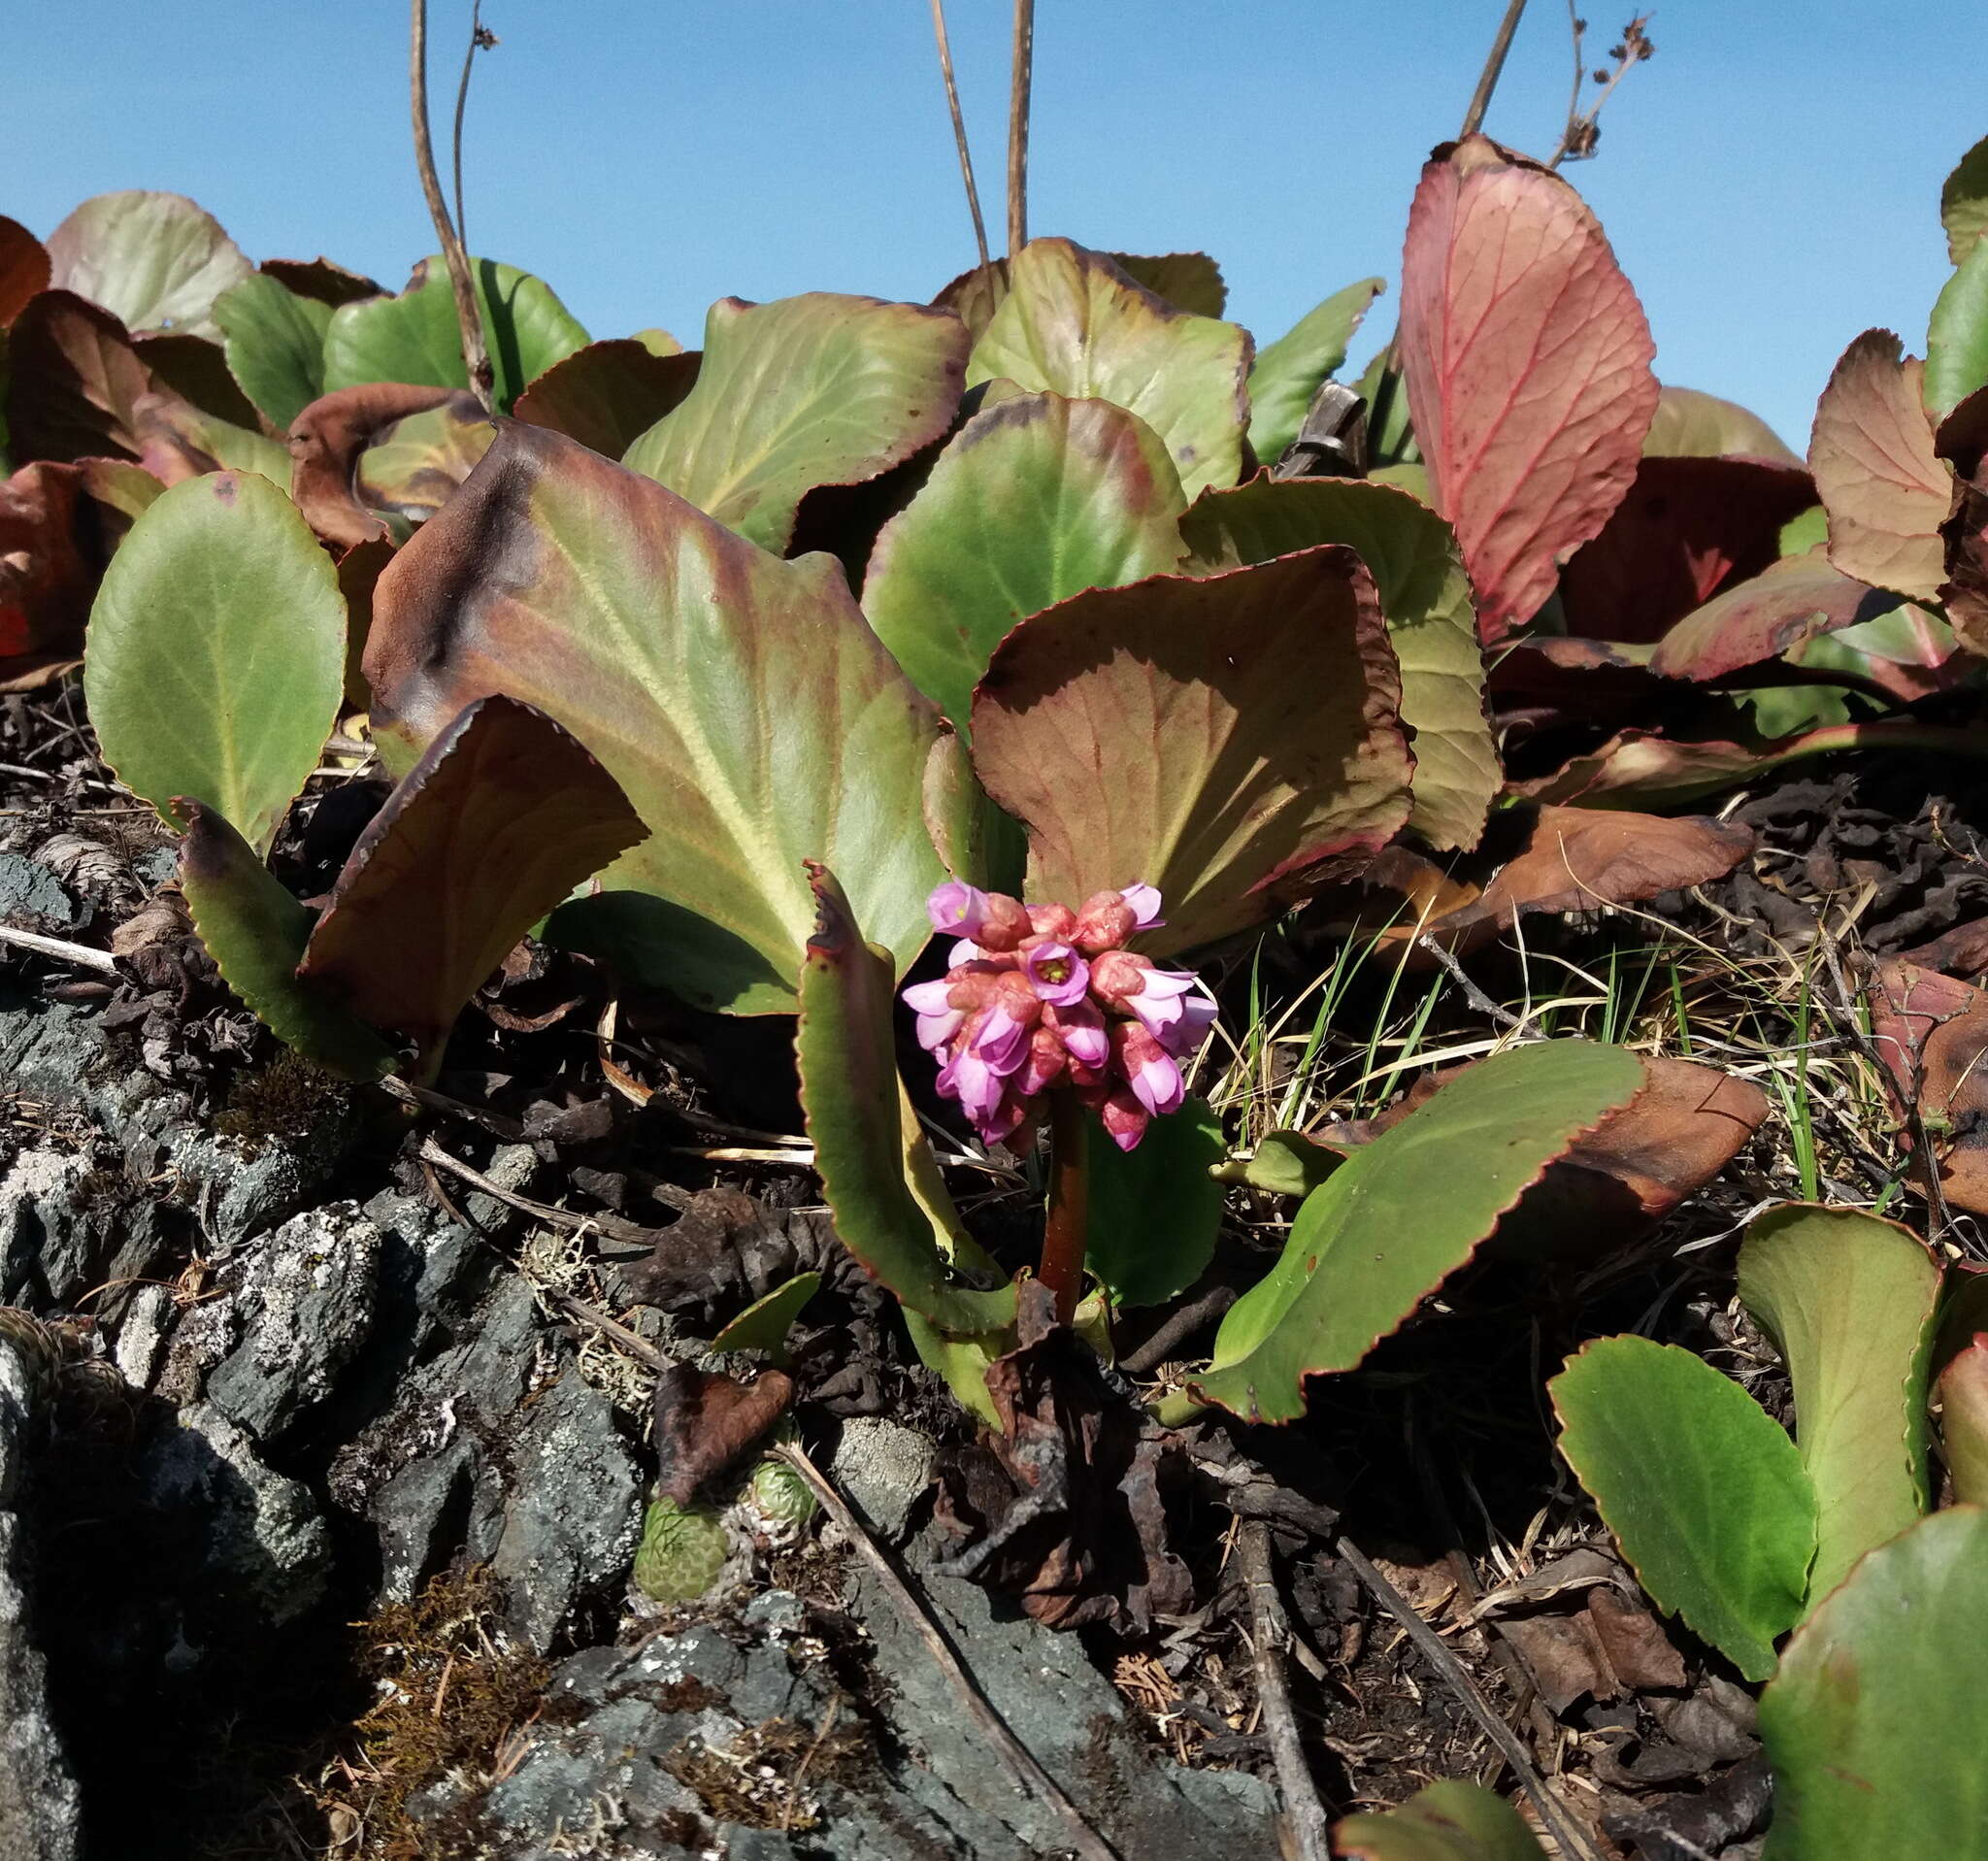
[6,290,149,464]
[653,1362,793,1506]
[1867,958,1988,1216]
[1648,548,1899,681]
[297,695,647,1070]
[512,339,701,459]
[1398,135,1658,643]
[287,382,466,547]
[1809,330,1954,601]
[0,218,50,327]
[1559,455,1815,644]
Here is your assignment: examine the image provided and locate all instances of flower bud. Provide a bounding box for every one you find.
[975,892,1033,952]
[1028,901,1078,939]
[1087,947,1152,1007]
[1073,890,1136,953]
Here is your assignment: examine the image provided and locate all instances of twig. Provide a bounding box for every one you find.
[414,1136,673,1247]
[1459,0,1530,140]
[1554,0,1587,166]
[0,924,120,977]
[1416,935,1543,1040]
[929,0,991,272]
[773,1441,1120,1861]
[548,1288,670,1371]
[450,2,498,250]
[1336,1532,1605,1861]
[1239,1524,1331,1861]
[1122,1283,1238,1377]
[1006,0,1034,258]
[411,0,494,410]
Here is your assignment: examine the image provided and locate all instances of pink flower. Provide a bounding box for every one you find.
[1044,998,1109,1070]
[1113,1022,1184,1117]
[901,978,963,1053]
[1121,881,1165,929]
[1093,1086,1150,1152]
[927,880,990,938]
[1023,941,1089,1007]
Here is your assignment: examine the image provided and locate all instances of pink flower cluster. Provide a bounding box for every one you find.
[903,881,1218,1153]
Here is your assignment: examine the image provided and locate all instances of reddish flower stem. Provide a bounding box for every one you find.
[1038,1088,1089,1326]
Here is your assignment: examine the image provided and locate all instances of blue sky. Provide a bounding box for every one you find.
[4,4,1979,450]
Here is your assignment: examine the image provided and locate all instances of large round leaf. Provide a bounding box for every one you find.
[322,255,587,413]
[1192,1042,1645,1422]
[1642,384,1799,462]
[968,239,1251,499]
[863,391,1187,732]
[1761,1507,1988,1858]
[85,470,346,855]
[1552,1335,1814,1681]
[1737,1204,1940,1601]
[7,290,149,463]
[1927,237,1988,421]
[215,272,334,431]
[622,291,967,552]
[1180,475,1494,852]
[363,421,949,1014]
[1398,137,1657,642]
[1083,1092,1224,1310]
[45,190,251,340]
[970,546,1412,959]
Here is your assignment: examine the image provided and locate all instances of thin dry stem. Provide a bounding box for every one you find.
[1239,1523,1331,1861]
[411,0,494,410]
[1006,0,1034,258]
[929,0,991,272]
[1548,11,1655,167]
[451,1,498,249]
[1459,0,1531,139]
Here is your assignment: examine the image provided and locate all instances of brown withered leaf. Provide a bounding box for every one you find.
[1867,957,1988,1214]
[0,460,103,683]
[1649,547,1902,681]
[7,289,149,463]
[1808,329,1954,601]
[1559,455,1815,645]
[0,218,50,326]
[615,1188,834,1324]
[652,1361,793,1505]
[287,381,462,546]
[257,255,382,307]
[1322,802,1753,954]
[1898,918,1988,980]
[512,339,701,458]
[297,696,648,1070]
[352,392,493,531]
[1500,1585,1686,1714]
[935,1280,1191,1634]
[1934,385,1988,656]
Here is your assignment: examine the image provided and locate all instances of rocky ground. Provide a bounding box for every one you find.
[6,676,1983,1860]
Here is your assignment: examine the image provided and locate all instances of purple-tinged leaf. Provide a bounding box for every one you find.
[970,547,1411,958]
[512,338,701,459]
[1398,135,1658,642]
[297,696,646,1073]
[7,290,149,463]
[1650,548,1901,681]
[1808,330,1953,601]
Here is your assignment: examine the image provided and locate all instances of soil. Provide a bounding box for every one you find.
[3,671,1978,1861]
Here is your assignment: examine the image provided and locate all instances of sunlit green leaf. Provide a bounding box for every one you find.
[215,272,333,431]
[45,190,250,340]
[1245,278,1384,463]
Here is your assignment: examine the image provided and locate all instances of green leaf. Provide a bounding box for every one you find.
[296,696,647,1075]
[1337,1780,1549,1860]
[1925,235,1988,420]
[85,470,345,855]
[863,391,1187,733]
[321,255,587,414]
[1551,1335,1814,1681]
[970,546,1413,960]
[215,273,333,431]
[1643,383,1800,463]
[623,292,968,551]
[365,421,949,1014]
[1212,1128,1340,1199]
[132,392,294,491]
[351,394,496,538]
[1356,346,1419,468]
[793,864,1015,1337]
[1192,1043,1645,1422]
[1761,1507,1988,1858]
[172,800,395,1080]
[1736,1204,1941,1601]
[1179,476,1494,852]
[969,239,1251,499]
[710,1273,822,1364]
[1083,1092,1224,1310]
[1941,133,1988,266]
[1109,252,1227,317]
[45,190,251,340]
[1245,278,1384,463]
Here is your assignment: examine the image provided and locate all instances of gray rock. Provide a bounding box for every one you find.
[112,1284,177,1390]
[0,851,82,931]
[491,1370,643,1649]
[826,1415,936,1541]
[139,1402,333,1631]
[205,1203,381,1443]
[0,1340,83,1861]
[0,1147,96,1307]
